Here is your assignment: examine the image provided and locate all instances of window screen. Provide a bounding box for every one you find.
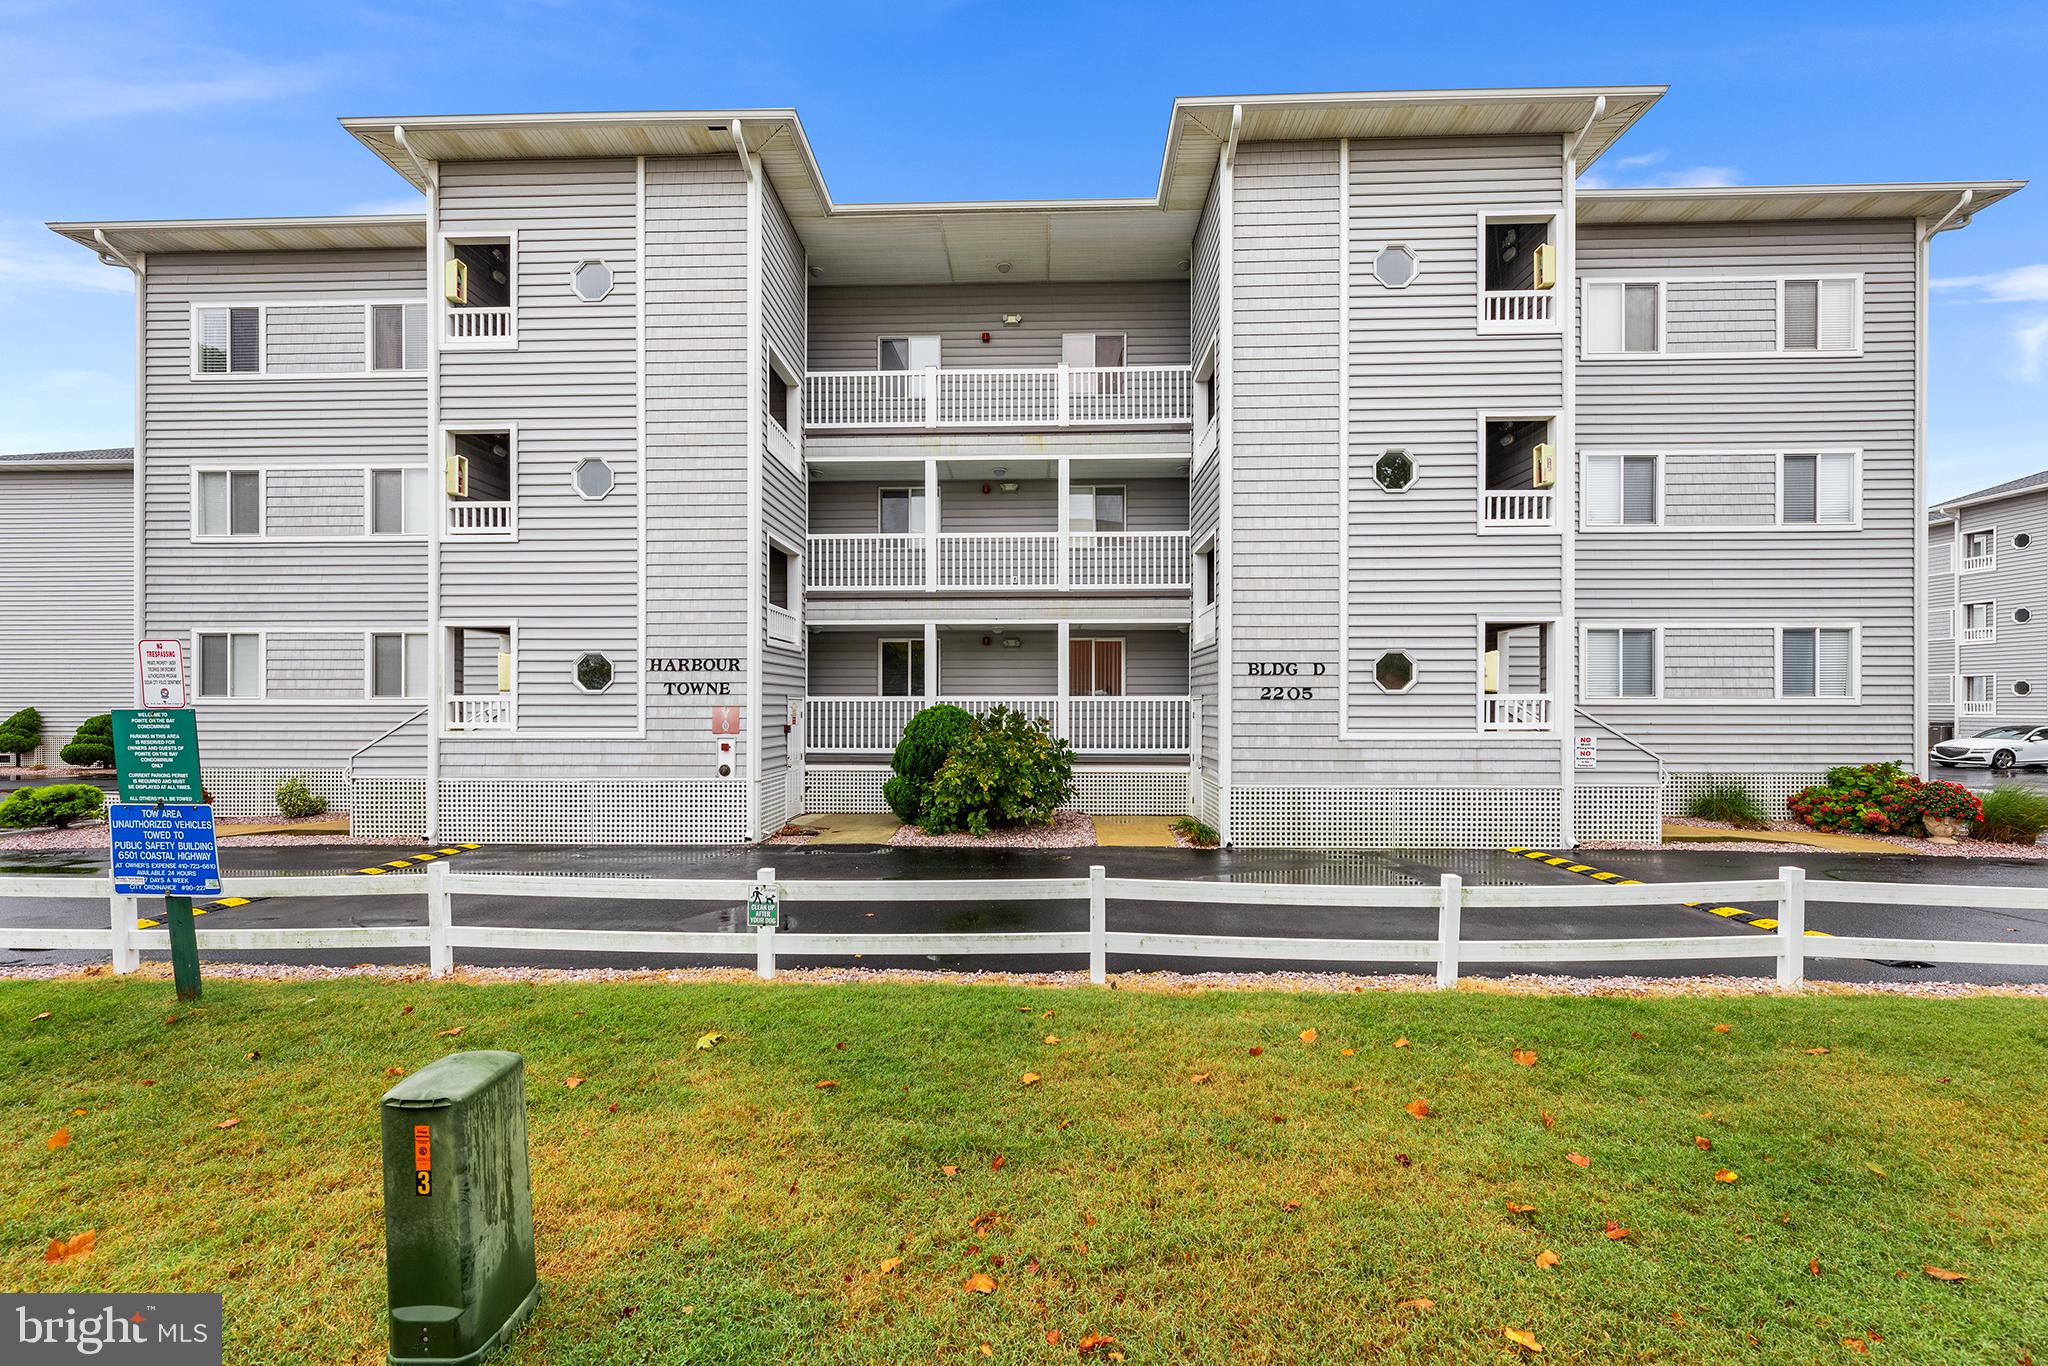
[371,633,423,698]
[1586,628,1656,698]
[197,306,261,373]
[197,470,261,536]
[1622,284,1658,352]
[1584,456,1657,525]
[1783,280,1819,349]
[1782,454,1817,522]
[372,304,405,370]
[880,639,926,697]
[1782,628,1853,697]
[198,633,259,698]
[1785,279,1855,351]
[1786,454,1854,524]
[878,488,925,534]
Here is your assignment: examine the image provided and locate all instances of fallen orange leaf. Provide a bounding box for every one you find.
[879,1256,902,1274]
[814,1080,840,1090]
[564,1077,584,1089]
[1340,1048,1356,1057]
[963,1272,997,1294]
[1393,1037,1410,1048]
[384,1066,405,1077]
[1566,1152,1591,1168]
[1506,1200,1536,1213]
[1300,1028,1318,1043]
[1190,1072,1212,1084]
[1540,1110,1556,1129]
[1504,1326,1543,1353]
[1805,1046,1831,1055]
[1842,1338,1868,1353]
[1712,1023,1732,1034]
[1395,1297,1434,1310]
[1077,1332,1119,1354]
[991,1154,1005,1170]
[1043,1034,1061,1045]
[47,1127,69,1151]
[437,1026,464,1037]
[1021,1072,1041,1087]
[1809,1259,1821,1276]
[1714,1169,1739,1183]
[1282,1199,1301,1211]
[1511,1049,1538,1067]
[941,1165,959,1176]
[1045,1329,1061,1345]
[42,1230,95,1264]
[1922,1265,1968,1282]
[1248,1046,1263,1056]
[1536,1249,1560,1269]
[1694,1136,1713,1151]
[214,1117,241,1131]
[977,1344,993,1358]
[1604,1221,1631,1240]
[1404,1098,1431,1119]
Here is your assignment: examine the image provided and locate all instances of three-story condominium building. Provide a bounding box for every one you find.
[1927,468,2048,755]
[45,86,2020,845]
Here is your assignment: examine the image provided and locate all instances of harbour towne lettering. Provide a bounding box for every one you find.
[650,657,742,696]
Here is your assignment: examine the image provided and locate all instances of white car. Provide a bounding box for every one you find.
[1930,725,2048,770]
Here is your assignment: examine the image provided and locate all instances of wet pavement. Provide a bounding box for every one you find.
[4,839,2046,987]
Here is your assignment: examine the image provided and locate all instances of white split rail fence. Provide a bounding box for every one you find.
[5,866,2047,988]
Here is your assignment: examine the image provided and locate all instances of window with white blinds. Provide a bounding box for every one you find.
[1780,452,1856,525]
[1585,628,1657,698]
[370,303,428,371]
[195,306,262,374]
[197,633,262,698]
[1583,282,1661,354]
[195,470,262,537]
[1780,627,1854,698]
[1781,278,1857,352]
[370,632,426,699]
[1582,454,1658,526]
[369,468,429,535]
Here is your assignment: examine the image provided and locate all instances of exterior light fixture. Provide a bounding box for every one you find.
[995,261,1012,274]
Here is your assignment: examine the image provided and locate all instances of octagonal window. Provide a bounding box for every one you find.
[1373,449,1416,493]
[571,259,615,302]
[573,458,616,500]
[1372,244,1419,289]
[574,652,615,693]
[1373,651,1416,693]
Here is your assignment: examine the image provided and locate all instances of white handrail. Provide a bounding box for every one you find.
[1481,694,1553,730]
[937,532,1059,589]
[1482,490,1554,525]
[447,501,512,534]
[9,864,2048,988]
[805,364,1192,429]
[805,695,1189,753]
[1066,530,1191,587]
[1482,290,1556,324]
[445,306,512,342]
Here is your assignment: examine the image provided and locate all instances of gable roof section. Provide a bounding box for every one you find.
[1582,181,2024,226]
[0,447,133,470]
[1929,466,2048,519]
[47,214,427,259]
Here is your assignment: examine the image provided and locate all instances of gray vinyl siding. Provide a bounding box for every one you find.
[808,281,1189,372]
[1930,490,2048,730]
[1230,136,1568,786]
[1661,626,1775,699]
[1663,281,1776,353]
[267,631,367,699]
[350,710,428,777]
[266,468,369,536]
[1192,171,1222,365]
[1189,453,1220,792]
[1661,452,1777,527]
[264,304,366,374]
[0,466,132,763]
[762,177,806,403]
[140,250,429,769]
[1576,218,1920,769]
[1925,519,1956,721]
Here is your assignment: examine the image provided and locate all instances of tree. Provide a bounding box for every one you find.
[0,783,105,830]
[0,707,41,759]
[883,704,976,824]
[59,714,115,768]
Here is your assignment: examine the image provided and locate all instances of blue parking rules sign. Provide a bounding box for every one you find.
[110,804,221,897]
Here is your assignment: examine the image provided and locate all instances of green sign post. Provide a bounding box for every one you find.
[112,707,207,1000]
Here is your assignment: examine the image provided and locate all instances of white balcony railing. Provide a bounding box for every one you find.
[807,695,1191,754]
[1481,694,1554,731]
[805,364,1191,430]
[447,501,512,535]
[767,604,799,648]
[938,533,1060,589]
[807,534,926,589]
[1482,290,1556,325]
[445,306,512,344]
[1067,532,1191,588]
[1482,490,1555,526]
[1962,553,1995,573]
[448,695,512,730]
[1959,693,1997,717]
[1961,625,1995,645]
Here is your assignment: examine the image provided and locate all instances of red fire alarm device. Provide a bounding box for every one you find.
[980,331,991,342]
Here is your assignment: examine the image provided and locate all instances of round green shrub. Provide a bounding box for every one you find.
[275,776,328,820]
[59,714,114,769]
[886,704,975,823]
[0,707,42,758]
[0,783,106,830]
[919,706,1075,836]
[882,773,921,824]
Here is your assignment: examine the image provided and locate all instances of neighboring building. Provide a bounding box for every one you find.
[44,87,2020,845]
[0,448,134,765]
[1927,468,2048,748]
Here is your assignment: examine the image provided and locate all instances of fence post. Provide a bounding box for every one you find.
[426,859,452,978]
[1435,873,1463,990]
[1088,864,1107,985]
[1776,865,1806,990]
[756,865,777,981]
[107,893,138,975]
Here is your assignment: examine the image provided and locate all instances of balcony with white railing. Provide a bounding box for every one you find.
[1067,531,1190,588]
[1962,553,1995,574]
[447,695,513,730]
[1961,624,1996,645]
[447,501,513,535]
[807,695,1190,755]
[1959,693,1997,718]
[1481,694,1553,731]
[805,364,1191,431]
[1482,490,1554,526]
[807,530,1191,593]
[446,306,513,345]
[938,532,1060,589]
[808,534,926,590]
[1481,290,1556,327]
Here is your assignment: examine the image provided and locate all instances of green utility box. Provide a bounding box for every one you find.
[381,1051,538,1365]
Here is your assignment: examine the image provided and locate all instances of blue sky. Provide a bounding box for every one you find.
[1,0,2041,500]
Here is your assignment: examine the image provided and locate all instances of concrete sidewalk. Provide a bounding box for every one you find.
[1660,822,1904,854]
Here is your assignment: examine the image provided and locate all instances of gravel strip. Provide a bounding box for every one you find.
[888,809,1097,848]
[8,960,2045,998]
[1616,816,2048,858]
[0,766,108,780]
[0,822,423,852]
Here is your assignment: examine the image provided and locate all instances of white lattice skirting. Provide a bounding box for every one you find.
[803,766,1190,818]
[351,779,428,839]
[1231,787,1568,849]
[1663,771,1828,820]
[1574,785,1663,842]
[203,768,349,819]
[348,779,751,844]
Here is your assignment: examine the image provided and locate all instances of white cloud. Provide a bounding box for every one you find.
[2014,317,2048,382]
[347,195,429,216]
[0,223,133,295]
[1578,152,1740,190]
[5,64,327,125]
[1931,264,2048,303]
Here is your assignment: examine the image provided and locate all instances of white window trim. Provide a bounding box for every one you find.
[1069,483,1128,533]
[1474,413,1559,535]
[363,630,428,701]
[1192,336,1220,468]
[1771,449,1863,530]
[1370,650,1420,695]
[190,629,267,702]
[1961,526,1997,573]
[1069,636,1127,695]
[1191,535,1218,647]
[569,458,618,503]
[876,334,940,371]
[440,619,518,737]
[1577,451,1662,530]
[572,652,617,694]
[1774,276,1864,356]
[441,424,519,542]
[1578,272,1864,360]
[877,637,927,697]
[1371,449,1419,495]
[1578,624,1663,702]
[1774,624,1862,704]
[1473,209,1564,334]
[569,259,615,303]
[189,302,268,379]
[1062,332,1130,368]
[876,485,925,535]
[1476,617,1562,731]
[1369,243,1421,290]
[439,230,520,352]
[364,301,429,374]
[1961,599,1998,645]
[190,299,430,381]
[765,535,802,650]
[764,342,801,471]
[363,466,430,538]
[189,466,268,542]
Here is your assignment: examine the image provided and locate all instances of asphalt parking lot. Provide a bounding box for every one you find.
[3,840,2044,987]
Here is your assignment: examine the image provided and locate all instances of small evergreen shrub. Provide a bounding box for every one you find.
[275,776,328,820]
[59,714,115,769]
[0,707,42,759]
[919,706,1075,836]
[0,783,105,830]
[1974,785,2048,845]
[1685,778,1766,829]
[885,704,975,824]
[1173,816,1220,847]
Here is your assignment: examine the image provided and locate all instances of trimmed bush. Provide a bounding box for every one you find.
[885,704,976,824]
[0,707,42,759]
[275,776,328,820]
[919,706,1075,836]
[1684,778,1766,829]
[0,783,105,830]
[59,714,114,769]
[1975,784,2048,845]
[1790,761,1946,838]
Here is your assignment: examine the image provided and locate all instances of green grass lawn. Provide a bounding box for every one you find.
[3,974,2045,1364]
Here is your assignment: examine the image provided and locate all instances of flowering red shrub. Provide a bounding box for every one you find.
[1788,761,1976,838]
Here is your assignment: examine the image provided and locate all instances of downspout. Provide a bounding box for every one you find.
[1555,96,1603,846]
[735,119,766,840]
[1216,104,1240,845]
[397,125,445,841]
[97,231,146,701]
[1913,190,1970,769]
